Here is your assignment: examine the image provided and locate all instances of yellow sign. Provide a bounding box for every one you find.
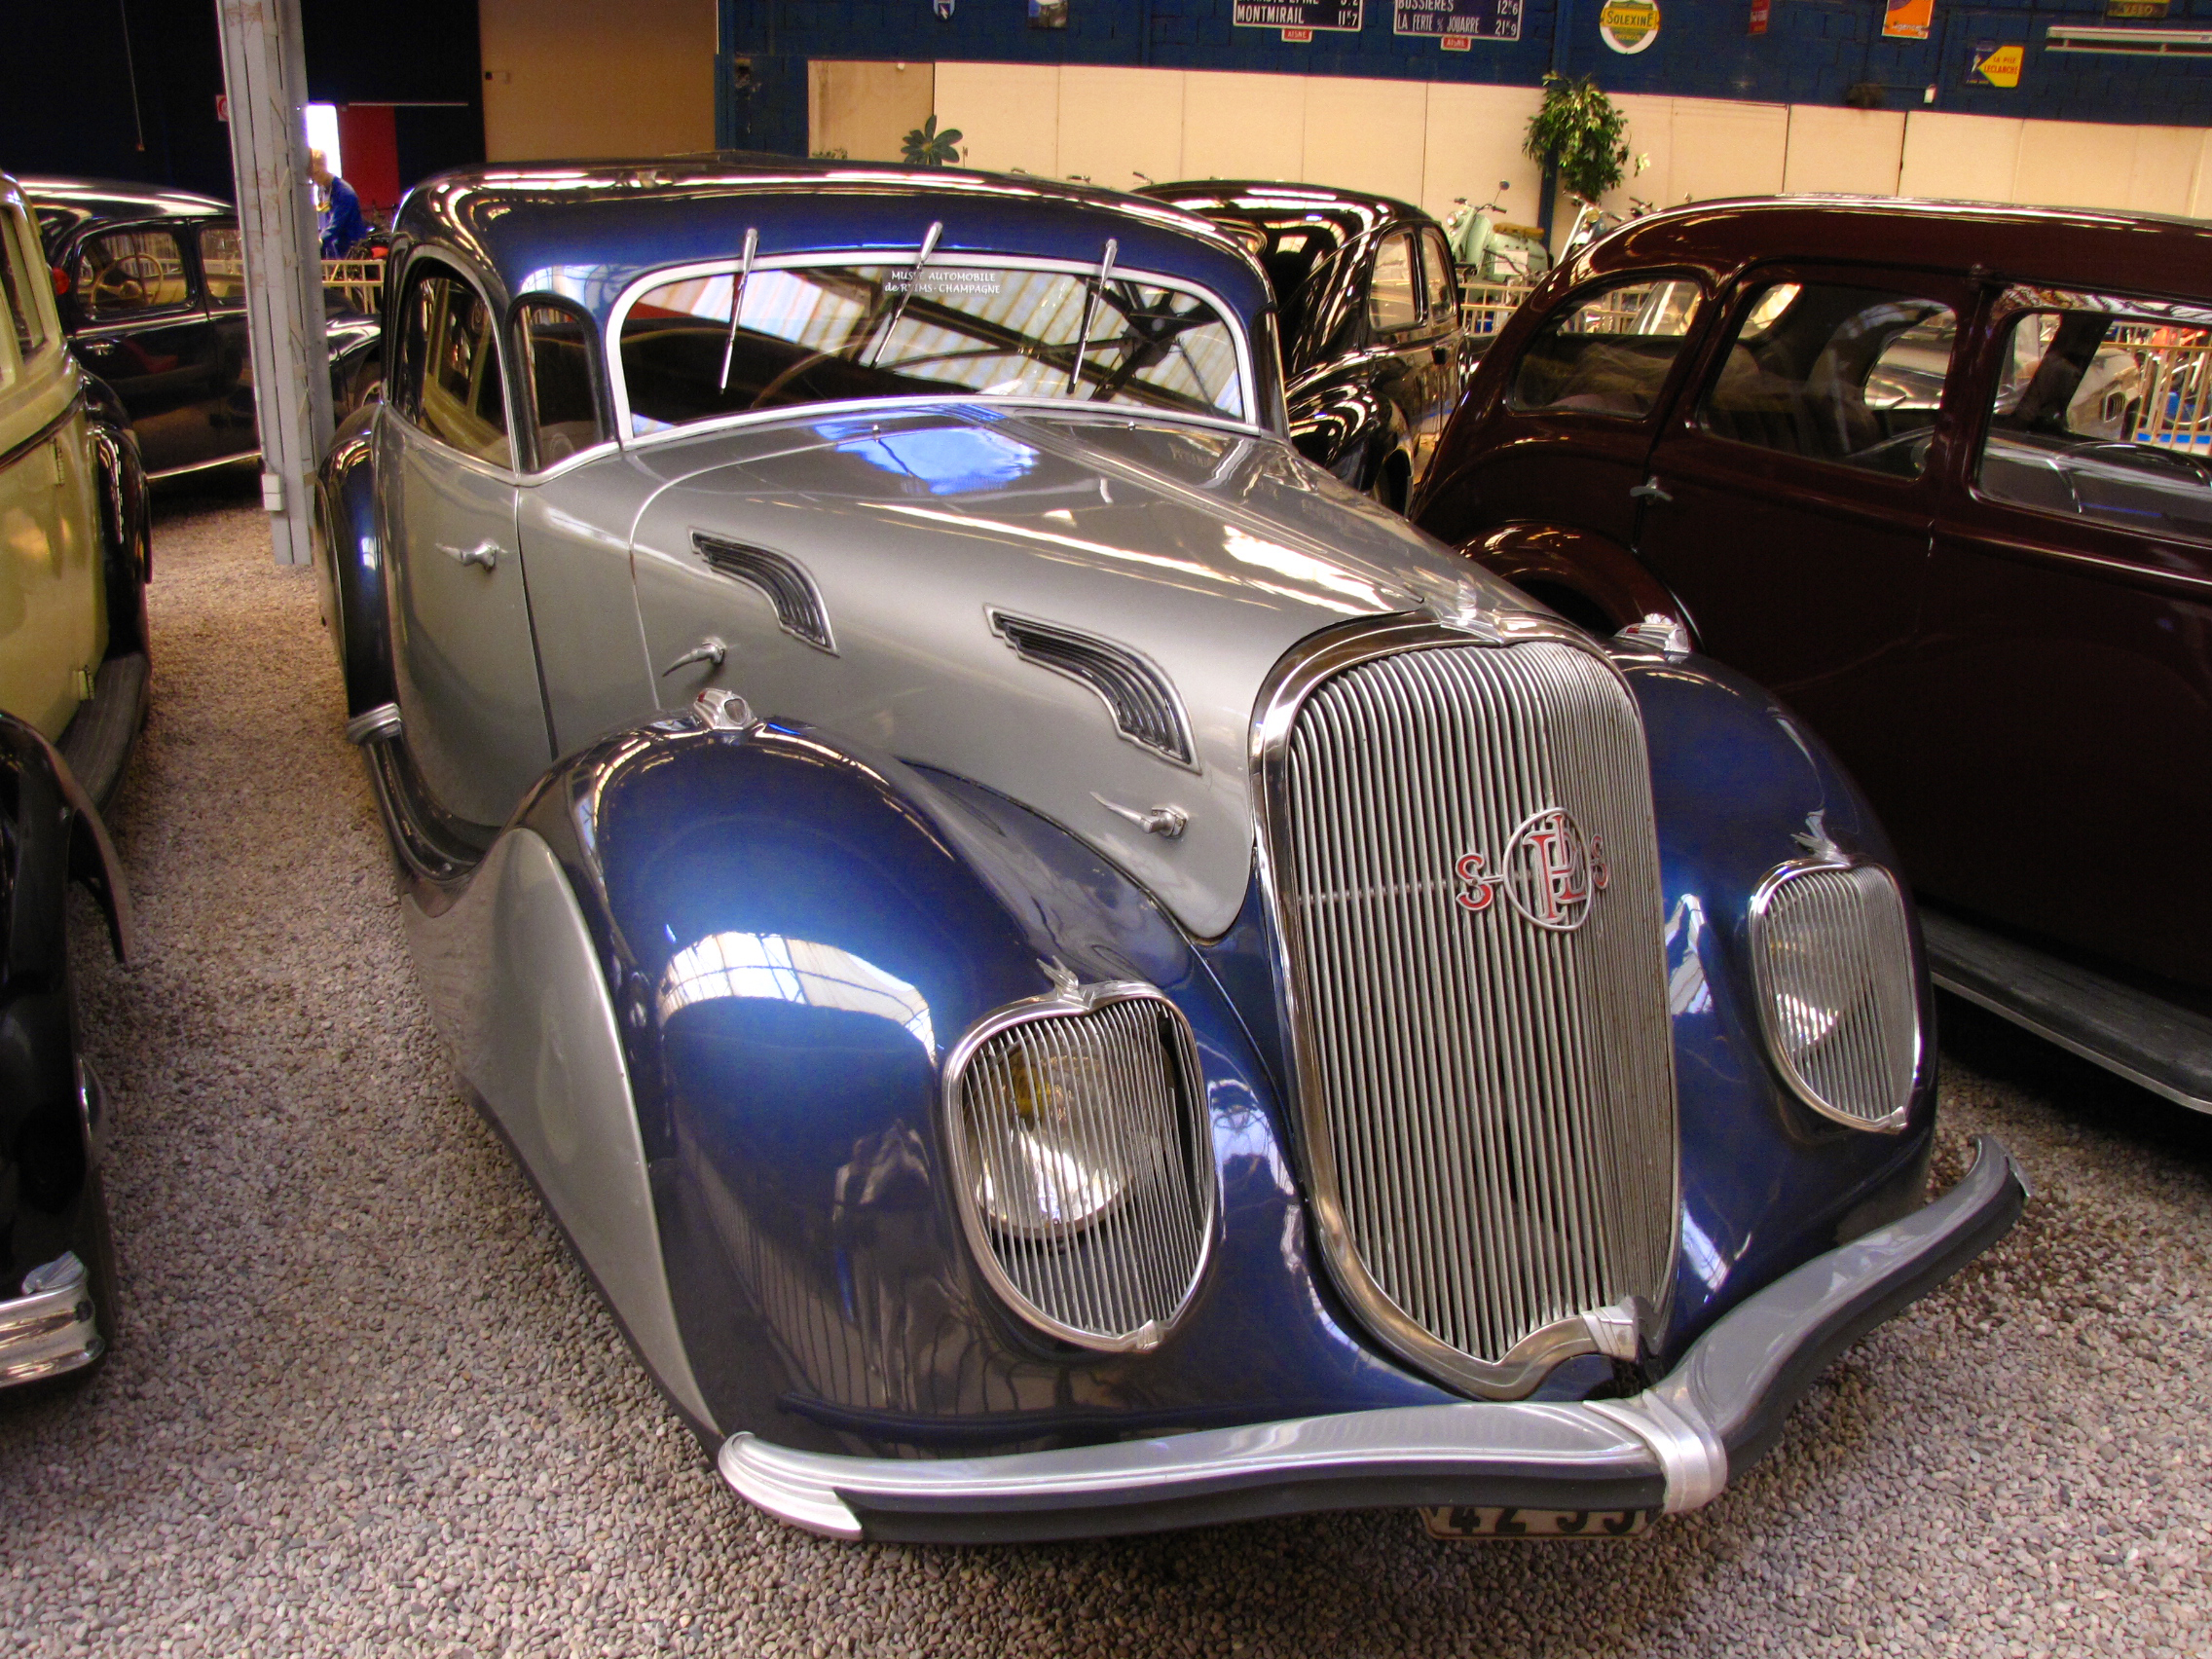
[1599,1,1661,55]
[1972,43,2023,88]
[1882,0,1932,40]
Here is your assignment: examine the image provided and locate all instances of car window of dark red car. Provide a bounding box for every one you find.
[76,226,190,321]
[1698,281,1955,481]
[1507,276,1703,420]
[1367,233,1419,336]
[1418,228,1454,327]
[1975,301,2212,545]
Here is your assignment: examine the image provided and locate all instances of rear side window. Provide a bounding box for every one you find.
[1419,228,1454,327]
[200,225,246,305]
[1977,302,2212,545]
[1367,234,1419,334]
[395,267,509,465]
[1699,281,1954,480]
[518,300,607,466]
[77,227,190,319]
[0,205,51,363]
[1509,277,1702,419]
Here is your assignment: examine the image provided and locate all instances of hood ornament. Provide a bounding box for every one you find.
[1792,809,1843,862]
[1425,580,1505,643]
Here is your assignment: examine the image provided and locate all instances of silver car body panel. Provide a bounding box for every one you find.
[518,400,1525,939]
[403,827,715,1432]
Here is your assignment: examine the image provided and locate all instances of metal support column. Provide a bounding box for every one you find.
[212,0,332,568]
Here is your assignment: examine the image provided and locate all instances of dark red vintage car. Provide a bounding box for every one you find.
[1412,196,2212,1111]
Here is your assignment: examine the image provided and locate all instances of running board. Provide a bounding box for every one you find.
[1921,908,2212,1114]
[57,653,149,810]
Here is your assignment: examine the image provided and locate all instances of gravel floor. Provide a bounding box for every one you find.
[1,480,2207,1659]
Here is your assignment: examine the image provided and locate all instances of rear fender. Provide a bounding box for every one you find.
[313,409,392,716]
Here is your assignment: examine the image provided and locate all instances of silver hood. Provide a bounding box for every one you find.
[625,406,1539,938]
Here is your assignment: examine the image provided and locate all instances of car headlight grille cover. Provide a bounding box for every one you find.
[947,988,1213,1348]
[1752,862,1920,1129]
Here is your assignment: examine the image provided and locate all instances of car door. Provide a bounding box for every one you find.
[1632,267,1975,822]
[0,200,101,738]
[1916,287,2212,989]
[1412,224,1462,483]
[192,221,259,466]
[65,222,223,476]
[377,260,551,830]
[1361,229,1428,500]
[1426,270,1708,553]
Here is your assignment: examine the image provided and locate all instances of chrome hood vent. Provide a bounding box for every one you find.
[1255,616,1678,1399]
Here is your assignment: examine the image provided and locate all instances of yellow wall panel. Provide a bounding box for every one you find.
[1059,66,1186,192]
[1669,98,1788,204]
[2015,120,2144,211]
[1419,83,1544,228]
[479,0,715,162]
[1182,71,1307,183]
[2122,127,2203,216]
[809,61,935,164]
[935,61,1060,177]
[1603,92,1674,212]
[1783,106,1904,196]
[1899,111,2023,203]
[1303,76,1427,204]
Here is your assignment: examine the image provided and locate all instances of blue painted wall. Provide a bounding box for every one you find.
[719,0,2212,155]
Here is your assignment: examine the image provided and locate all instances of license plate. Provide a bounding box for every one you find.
[1419,1505,1652,1540]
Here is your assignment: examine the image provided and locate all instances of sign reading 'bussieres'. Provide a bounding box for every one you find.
[1393,0,1522,42]
[1232,0,1361,29]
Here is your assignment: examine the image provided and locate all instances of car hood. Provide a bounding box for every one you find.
[624,404,1536,937]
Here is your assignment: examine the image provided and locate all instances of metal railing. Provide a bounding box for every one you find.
[321,257,385,313]
[1457,276,1535,339]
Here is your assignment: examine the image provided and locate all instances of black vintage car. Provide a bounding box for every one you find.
[24,177,382,479]
[1138,181,1464,512]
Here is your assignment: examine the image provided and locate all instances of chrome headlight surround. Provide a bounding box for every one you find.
[1749,851,1923,1134]
[940,977,1216,1353]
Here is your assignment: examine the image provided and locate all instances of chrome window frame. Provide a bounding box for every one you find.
[939,978,1219,1354]
[1248,610,1682,1402]
[605,250,1265,449]
[387,247,522,482]
[1746,851,1922,1135]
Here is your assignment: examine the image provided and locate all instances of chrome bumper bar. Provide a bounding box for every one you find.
[720,1136,2026,1543]
[0,1252,104,1387]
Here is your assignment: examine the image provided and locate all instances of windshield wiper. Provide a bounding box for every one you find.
[866,220,942,368]
[1066,236,1118,394]
[716,226,758,393]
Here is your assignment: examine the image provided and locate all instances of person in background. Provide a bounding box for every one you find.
[310,148,365,258]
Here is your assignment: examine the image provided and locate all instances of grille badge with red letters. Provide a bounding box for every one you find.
[1455,808,1609,932]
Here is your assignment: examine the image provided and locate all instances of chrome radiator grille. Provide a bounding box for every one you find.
[1752,863,1919,1130]
[1271,636,1677,1389]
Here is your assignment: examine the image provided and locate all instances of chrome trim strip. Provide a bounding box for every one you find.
[712,1137,2026,1541]
[1747,852,1921,1133]
[145,448,260,481]
[988,610,1197,769]
[345,702,403,745]
[939,978,1218,1354]
[604,249,1261,446]
[0,1251,103,1386]
[1248,613,1679,1401]
[690,532,837,654]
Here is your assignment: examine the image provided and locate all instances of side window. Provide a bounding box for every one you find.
[0,205,52,364]
[1977,305,2212,544]
[1367,234,1420,335]
[77,227,191,320]
[200,225,246,306]
[400,269,510,466]
[1508,276,1703,419]
[518,300,607,467]
[1699,281,1954,479]
[1419,228,1455,328]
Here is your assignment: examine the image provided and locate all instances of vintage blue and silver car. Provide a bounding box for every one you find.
[313,158,2025,1543]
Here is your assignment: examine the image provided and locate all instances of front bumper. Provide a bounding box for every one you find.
[0,1252,104,1388]
[719,1135,2026,1543]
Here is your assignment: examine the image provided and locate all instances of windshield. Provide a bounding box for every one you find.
[617,258,1248,434]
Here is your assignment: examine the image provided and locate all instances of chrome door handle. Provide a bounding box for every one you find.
[437,539,501,570]
[661,636,727,676]
[1629,476,1673,504]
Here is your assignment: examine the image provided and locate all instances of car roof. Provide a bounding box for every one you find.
[17,176,232,250]
[1136,180,1430,237]
[394,154,1273,329]
[1580,194,2212,304]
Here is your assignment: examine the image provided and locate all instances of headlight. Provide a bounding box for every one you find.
[945,984,1214,1349]
[1750,858,1921,1131]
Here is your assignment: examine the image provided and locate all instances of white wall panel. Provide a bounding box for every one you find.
[2121,127,2202,215]
[1419,82,1545,227]
[1604,92,1675,211]
[1058,66,1186,192]
[1670,98,1788,203]
[1182,70,1306,183]
[2016,120,2144,211]
[1900,111,2024,203]
[1783,106,1905,196]
[2191,133,2212,218]
[809,61,935,163]
[935,61,1060,177]
[1304,76,1428,204]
